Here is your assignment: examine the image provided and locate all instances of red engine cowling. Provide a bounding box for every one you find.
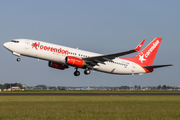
[48,61,68,70]
[65,56,86,67]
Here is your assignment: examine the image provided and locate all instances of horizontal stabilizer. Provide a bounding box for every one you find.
[143,64,173,69]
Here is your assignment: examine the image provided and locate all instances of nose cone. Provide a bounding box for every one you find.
[3,42,10,49]
[3,42,8,48]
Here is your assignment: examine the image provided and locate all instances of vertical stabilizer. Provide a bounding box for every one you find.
[123,37,162,66]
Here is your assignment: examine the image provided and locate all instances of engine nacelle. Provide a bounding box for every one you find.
[65,56,86,67]
[48,61,68,70]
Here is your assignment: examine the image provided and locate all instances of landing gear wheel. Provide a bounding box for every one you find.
[84,70,91,75]
[17,58,21,62]
[74,71,80,76]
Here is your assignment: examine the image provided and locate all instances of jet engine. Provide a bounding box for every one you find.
[65,56,86,67]
[48,61,68,70]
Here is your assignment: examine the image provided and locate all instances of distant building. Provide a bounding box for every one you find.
[6,83,22,89]
[22,84,27,88]
[11,87,20,91]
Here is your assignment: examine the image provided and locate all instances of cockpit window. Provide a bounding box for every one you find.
[11,40,19,43]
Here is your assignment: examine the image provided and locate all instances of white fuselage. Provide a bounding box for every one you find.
[4,39,146,75]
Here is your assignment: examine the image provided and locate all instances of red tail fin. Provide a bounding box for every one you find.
[123,37,162,66]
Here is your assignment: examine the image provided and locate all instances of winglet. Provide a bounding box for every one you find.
[134,39,145,52]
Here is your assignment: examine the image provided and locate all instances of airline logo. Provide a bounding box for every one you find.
[138,40,160,63]
[145,40,160,58]
[139,54,146,63]
[32,42,69,55]
[32,42,40,50]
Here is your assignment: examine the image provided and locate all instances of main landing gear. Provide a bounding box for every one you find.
[84,69,91,75]
[74,68,80,76]
[74,68,91,76]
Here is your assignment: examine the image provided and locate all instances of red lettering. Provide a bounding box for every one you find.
[44,46,47,50]
[32,42,69,55]
[40,45,43,50]
[58,48,61,53]
[65,50,69,55]
[50,47,54,52]
[54,48,58,53]
[61,50,65,54]
[47,47,50,51]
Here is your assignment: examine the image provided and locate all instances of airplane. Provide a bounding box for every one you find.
[3,37,172,76]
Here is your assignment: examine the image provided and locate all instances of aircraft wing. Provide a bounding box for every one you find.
[82,39,145,68]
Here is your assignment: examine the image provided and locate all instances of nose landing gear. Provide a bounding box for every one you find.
[17,58,21,62]
[12,52,21,62]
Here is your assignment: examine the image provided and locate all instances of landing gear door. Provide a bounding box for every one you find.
[25,40,30,49]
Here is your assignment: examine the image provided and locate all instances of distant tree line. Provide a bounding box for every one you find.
[119,86,130,89]
[0,83,23,89]
[158,85,172,89]
[0,83,176,90]
[35,85,66,90]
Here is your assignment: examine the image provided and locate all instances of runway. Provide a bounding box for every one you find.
[0,93,180,96]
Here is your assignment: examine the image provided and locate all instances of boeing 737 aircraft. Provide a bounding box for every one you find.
[3,37,172,76]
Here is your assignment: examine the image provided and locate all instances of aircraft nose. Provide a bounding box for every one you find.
[3,42,10,49]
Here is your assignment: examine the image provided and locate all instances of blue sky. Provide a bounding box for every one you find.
[0,1,179,87]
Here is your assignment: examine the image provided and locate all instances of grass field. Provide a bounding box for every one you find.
[0,96,180,120]
[1,90,180,93]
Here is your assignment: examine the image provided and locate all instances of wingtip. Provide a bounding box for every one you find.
[135,39,146,52]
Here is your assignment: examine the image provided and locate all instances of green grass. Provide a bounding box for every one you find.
[1,90,180,94]
[0,96,180,120]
